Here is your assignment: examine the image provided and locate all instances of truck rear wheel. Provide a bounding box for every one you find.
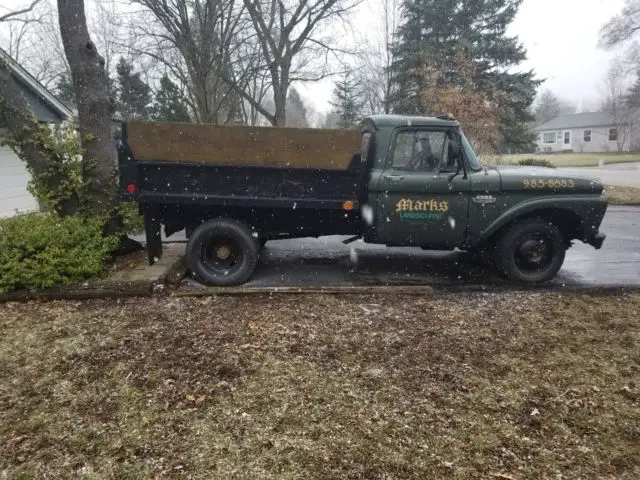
[494,219,566,283]
[186,219,259,286]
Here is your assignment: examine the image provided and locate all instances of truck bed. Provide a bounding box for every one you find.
[118,121,367,250]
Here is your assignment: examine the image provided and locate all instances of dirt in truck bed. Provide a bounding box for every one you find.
[0,292,638,479]
[126,121,361,169]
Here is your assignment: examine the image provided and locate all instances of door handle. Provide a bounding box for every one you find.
[383,175,405,182]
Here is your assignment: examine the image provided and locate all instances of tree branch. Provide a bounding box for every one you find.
[0,0,43,22]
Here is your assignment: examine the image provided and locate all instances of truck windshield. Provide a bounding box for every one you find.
[460,131,482,171]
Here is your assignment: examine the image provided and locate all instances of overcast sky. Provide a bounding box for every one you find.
[511,0,625,108]
[0,0,630,115]
[304,0,628,114]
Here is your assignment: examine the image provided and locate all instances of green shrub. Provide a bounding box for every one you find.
[0,213,119,292]
[118,202,144,235]
[517,158,556,168]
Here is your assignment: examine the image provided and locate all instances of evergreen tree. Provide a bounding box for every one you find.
[115,57,152,119]
[329,73,364,129]
[153,74,191,122]
[534,90,562,125]
[534,89,577,125]
[285,88,308,127]
[391,0,540,151]
[55,72,76,108]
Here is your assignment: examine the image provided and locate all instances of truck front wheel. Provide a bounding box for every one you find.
[186,218,259,286]
[494,219,566,283]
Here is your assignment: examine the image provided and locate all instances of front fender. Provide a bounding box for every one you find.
[474,194,607,247]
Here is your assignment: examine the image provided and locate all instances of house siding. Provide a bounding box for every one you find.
[536,126,633,153]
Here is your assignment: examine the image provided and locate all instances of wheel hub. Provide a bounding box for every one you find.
[216,245,232,260]
[519,239,546,265]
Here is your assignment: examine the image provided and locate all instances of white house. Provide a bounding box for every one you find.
[535,111,640,154]
[0,48,73,218]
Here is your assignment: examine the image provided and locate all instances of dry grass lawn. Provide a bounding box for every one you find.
[0,292,639,479]
[489,152,640,167]
[606,185,640,205]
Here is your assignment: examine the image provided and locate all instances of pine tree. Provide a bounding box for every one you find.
[55,72,76,108]
[115,57,152,119]
[285,88,308,127]
[153,74,191,122]
[534,89,577,125]
[534,90,562,125]
[329,73,364,129]
[391,0,540,152]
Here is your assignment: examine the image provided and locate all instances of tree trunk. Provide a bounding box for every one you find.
[57,0,117,217]
[272,71,289,127]
[274,87,287,126]
[0,61,79,215]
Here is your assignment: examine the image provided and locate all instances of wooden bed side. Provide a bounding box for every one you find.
[126,121,361,169]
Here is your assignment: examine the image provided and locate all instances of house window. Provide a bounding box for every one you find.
[564,131,571,145]
[584,130,592,143]
[543,132,556,144]
[609,128,618,142]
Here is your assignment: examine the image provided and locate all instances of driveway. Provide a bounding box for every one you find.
[178,205,640,290]
[556,162,640,187]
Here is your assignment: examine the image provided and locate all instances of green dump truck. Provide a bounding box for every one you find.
[118,114,608,286]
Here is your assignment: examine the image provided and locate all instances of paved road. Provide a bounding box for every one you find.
[179,206,640,290]
[557,162,640,187]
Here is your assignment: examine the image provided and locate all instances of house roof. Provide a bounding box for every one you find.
[0,47,73,122]
[536,111,636,131]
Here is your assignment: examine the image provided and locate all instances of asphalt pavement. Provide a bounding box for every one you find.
[178,205,640,290]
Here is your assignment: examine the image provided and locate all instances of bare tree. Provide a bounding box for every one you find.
[358,0,398,115]
[3,11,43,62]
[600,0,640,49]
[88,0,126,76]
[0,0,43,22]
[130,0,248,124]
[57,0,118,216]
[600,59,634,152]
[240,0,361,126]
[0,0,71,90]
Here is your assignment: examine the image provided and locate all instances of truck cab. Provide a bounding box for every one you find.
[360,115,608,282]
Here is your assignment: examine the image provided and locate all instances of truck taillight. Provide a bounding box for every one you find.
[126,184,137,194]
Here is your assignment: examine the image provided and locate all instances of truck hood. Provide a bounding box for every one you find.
[492,165,604,193]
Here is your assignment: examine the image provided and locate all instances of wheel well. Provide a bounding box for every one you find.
[486,208,584,247]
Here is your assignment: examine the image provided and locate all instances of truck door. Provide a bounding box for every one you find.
[375,128,471,248]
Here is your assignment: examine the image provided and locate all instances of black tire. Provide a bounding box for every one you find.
[494,218,566,283]
[186,218,259,286]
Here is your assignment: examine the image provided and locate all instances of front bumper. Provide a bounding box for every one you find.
[586,231,606,249]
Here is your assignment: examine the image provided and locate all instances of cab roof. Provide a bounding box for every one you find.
[362,115,459,130]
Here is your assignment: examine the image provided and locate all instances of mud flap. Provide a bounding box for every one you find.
[144,213,162,265]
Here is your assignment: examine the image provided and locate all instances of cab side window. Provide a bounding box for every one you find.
[391,130,448,172]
